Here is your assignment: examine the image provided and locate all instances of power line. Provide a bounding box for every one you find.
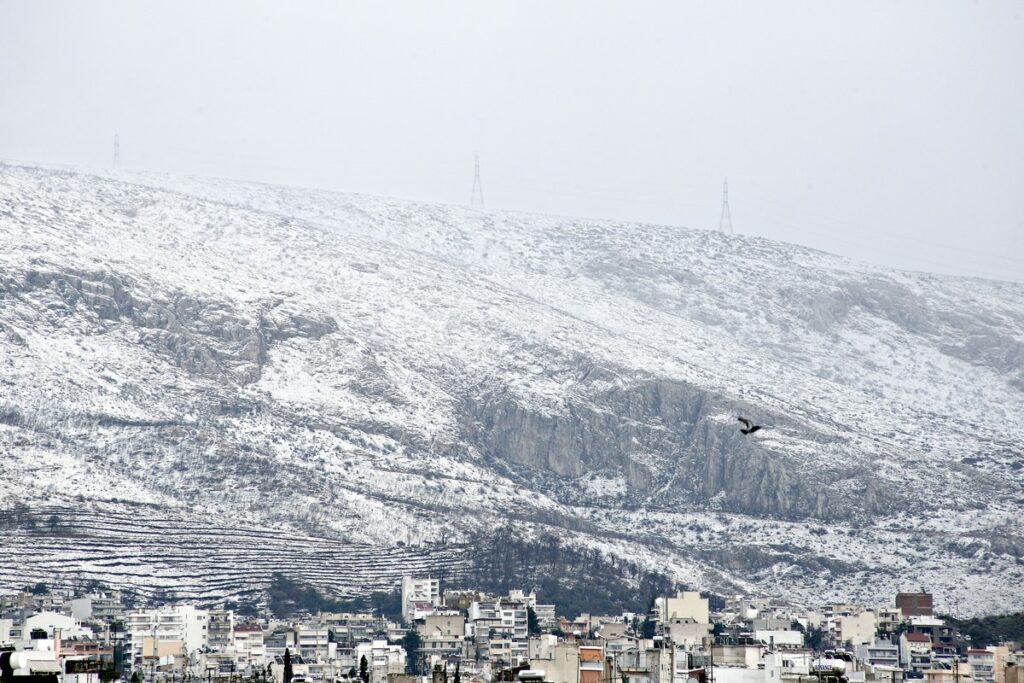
[470,153,484,210]
[718,178,732,234]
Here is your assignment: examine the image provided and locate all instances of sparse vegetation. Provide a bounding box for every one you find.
[945,612,1024,647]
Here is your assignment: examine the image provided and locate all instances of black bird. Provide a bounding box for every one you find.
[737,417,762,435]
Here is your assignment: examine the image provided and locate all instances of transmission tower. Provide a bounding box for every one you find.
[719,178,733,234]
[470,153,484,209]
[113,131,121,170]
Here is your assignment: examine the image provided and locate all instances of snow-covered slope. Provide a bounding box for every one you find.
[1,161,1022,614]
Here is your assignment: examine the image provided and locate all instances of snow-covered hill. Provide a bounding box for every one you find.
[1,161,1022,614]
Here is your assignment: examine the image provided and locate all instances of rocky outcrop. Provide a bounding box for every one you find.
[461,369,894,521]
[10,266,336,384]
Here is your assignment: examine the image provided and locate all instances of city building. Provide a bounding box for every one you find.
[533,605,558,631]
[831,611,876,649]
[657,593,709,626]
[354,639,407,683]
[970,650,997,683]
[207,610,234,651]
[664,618,712,647]
[528,635,580,683]
[416,613,466,669]
[900,632,933,674]
[124,604,209,668]
[23,612,94,640]
[69,595,124,625]
[232,624,266,667]
[856,639,900,670]
[753,629,804,649]
[401,577,440,623]
[896,593,934,618]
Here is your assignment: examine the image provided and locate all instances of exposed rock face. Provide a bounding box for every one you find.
[461,374,894,520]
[7,266,336,384]
[261,303,339,342]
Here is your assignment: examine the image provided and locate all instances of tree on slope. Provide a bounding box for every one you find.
[527,607,541,636]
[402,628,423,675]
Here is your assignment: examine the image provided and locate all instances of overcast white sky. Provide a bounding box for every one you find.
[1,1,1021,281]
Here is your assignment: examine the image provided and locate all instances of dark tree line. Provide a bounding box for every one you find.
[266,572,403,621]
[268,573,345,618]
[944,612,1024,647]
[334,591,403,620]
[457,527,682,617]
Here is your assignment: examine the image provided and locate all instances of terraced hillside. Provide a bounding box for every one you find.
[0,504,469,602]
[1,161,1022,614]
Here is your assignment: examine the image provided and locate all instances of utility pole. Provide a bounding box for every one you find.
[708,640,714,683]
[718,178,733,234]
[470,153,485,210]
[113,131,122,170]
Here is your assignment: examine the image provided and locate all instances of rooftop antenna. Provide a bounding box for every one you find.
[470,152,484,210]
[113,131,121,170]
[719,178,733,234]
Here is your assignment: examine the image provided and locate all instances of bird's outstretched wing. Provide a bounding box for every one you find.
[747,425,762,434]
[738,417,752,429]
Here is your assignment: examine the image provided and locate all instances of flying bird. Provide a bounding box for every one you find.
[737,417,762,435]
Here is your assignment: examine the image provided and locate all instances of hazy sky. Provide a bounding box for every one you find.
[2,1,1021,281]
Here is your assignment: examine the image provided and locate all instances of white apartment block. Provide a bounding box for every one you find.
[125,604,209,664]
[856,639,900,669]
[401,577,440,623]
[23,612,93,640]
[533,604,557,629]
[69,595,124,624]
[296,625,330,662]
[354,639,406,683]
[232,624,266,666]
[969,650,996,682]
[469,597,528,666]
[828,611,877,648]
[657,592,709,625]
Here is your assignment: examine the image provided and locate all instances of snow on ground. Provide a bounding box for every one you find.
[1,161,1022,613]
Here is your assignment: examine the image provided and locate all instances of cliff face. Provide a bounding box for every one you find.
[460,373,895,521]
[7,266,337,385]
[1,161,1022,614]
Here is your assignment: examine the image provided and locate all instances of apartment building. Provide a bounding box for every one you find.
[296,625,330,662]
[856,639,900,669]
[657,593,709,626]
[900,632,933,674]
[401,577,440,623]
[207,610,234,651]
[232,624,266,666]
[579,645,604,683]
[896,593,934,618]
[124,605,208,667]
[970,650,997,683]
[354,639,406,683]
